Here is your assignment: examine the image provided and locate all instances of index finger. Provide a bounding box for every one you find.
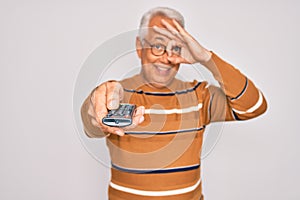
[153,25,183,42]
[172,19,190,38]
[161,19,184,41]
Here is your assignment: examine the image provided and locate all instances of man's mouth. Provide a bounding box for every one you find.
[154,64,172,75]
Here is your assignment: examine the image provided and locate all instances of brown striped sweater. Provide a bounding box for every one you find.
[81,52,267,200]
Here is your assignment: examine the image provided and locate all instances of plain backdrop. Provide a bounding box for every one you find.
[1,0,299,199]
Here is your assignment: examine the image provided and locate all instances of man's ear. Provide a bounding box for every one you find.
[136,37,142,59]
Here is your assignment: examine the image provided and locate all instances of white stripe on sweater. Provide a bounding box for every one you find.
[144,103,202,115]
[233,90,264,114]
[109,178,201,196]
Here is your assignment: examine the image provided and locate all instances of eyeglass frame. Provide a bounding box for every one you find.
[142,39,182,57]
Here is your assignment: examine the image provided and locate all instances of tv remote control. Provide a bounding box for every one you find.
[102,103,136,127]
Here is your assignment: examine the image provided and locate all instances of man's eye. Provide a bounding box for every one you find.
[153,44,164,50]
[173,46,181,53]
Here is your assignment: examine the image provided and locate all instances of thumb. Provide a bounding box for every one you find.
[124,106,145,130]
[168,56,189,65]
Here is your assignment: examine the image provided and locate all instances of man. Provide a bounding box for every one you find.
[81,7,267,200]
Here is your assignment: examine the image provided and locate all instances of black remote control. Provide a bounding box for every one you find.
[102,103,136,127]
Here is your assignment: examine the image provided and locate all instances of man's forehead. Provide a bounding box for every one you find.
[148,15,175,28]
[145,15,175,41]
[146,34,168,42]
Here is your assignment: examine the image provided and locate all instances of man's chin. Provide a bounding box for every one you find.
[148,79,172,89]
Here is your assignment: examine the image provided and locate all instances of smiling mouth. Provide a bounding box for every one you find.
[154,64,172,75]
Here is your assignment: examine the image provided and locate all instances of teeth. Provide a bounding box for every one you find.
[158,67,169,71]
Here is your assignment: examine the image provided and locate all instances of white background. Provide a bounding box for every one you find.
[1,0,299,199]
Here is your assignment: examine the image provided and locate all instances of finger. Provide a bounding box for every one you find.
[166,40,175,57]
[99,122,125,136]
[88,104,103,128]
[172,19,190,38]
[89,100,125,136]
[167,55,188,65]
[90,104,125,136]
[88,84,125,137]
[87,102,96,117]
[152,26,177,40]
[161,19,185,41]
[92,84,109,124]
[106,81,123,110]
[134,106,145,124]
[103,126,125,136]
[166,40,180,57]
[124,106,145,130]
[91,118,101,128]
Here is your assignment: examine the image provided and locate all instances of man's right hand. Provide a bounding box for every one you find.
[87,81,144,136]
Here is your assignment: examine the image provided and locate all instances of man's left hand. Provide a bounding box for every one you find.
[153,19,212,64]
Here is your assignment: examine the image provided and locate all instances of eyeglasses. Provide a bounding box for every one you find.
[143,39,181,56]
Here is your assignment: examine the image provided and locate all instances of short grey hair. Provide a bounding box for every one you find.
[138,7,185,40]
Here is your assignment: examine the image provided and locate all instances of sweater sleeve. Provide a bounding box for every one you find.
[202,52,267,122]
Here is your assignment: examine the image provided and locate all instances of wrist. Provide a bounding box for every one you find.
[199,50,213,64]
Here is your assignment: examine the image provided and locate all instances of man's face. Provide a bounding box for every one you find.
[137,15,180,89]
